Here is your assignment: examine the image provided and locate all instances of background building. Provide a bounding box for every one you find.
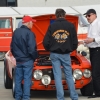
[0,0,100,7]
[0,0,17,7]
[18,0,100,7]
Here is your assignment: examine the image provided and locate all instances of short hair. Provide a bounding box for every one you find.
[55,8,66,18]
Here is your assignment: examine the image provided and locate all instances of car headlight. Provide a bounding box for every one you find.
[73,69,82,80]
[33,70,43,80]
[83,69,91,78]
[41,75,51,85]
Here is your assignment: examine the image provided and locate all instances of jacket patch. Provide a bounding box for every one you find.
[52,30,69,43]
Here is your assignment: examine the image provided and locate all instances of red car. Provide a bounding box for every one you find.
[4,14,93,97]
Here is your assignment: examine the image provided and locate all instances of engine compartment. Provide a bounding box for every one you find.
[36,54,80,66]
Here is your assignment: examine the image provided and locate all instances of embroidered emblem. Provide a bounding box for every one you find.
[52,30,69,43]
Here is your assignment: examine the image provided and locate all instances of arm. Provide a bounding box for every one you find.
[27,32,38,61]
[84,21,100,44]
[95,22,100,44]
[72,24,78,50]
[10,37,13,54]
[10,30,15,55]
[43,25,51,51]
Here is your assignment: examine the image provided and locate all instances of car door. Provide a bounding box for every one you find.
[0,17,13,60]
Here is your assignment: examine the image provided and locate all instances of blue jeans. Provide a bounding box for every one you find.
[15,60,33,100]
[50,52,78,100]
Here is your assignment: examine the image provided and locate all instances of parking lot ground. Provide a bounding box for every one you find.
[0,61,100,100]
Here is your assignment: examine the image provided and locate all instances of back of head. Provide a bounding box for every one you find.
[22,15,36,29]
[55,8,66,18]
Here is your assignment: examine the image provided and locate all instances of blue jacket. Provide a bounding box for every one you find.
[11,25,38,62]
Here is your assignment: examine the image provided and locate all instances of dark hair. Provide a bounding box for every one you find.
[55,8,66,18]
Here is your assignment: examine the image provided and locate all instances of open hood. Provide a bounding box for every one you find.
[31,14,78,51]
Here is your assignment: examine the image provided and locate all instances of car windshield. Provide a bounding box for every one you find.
[0,19,11,29]
[16,18,22,28]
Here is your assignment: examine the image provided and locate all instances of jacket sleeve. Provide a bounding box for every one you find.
[95,21,100,44]
[43,25,51,51]
[10,36,13,54]
[10,30,16,55]
[27,32,38,61]
[72,24,78,51]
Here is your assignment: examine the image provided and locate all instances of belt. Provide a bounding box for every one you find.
[89,47,100,50]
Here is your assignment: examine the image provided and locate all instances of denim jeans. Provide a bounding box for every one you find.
[50,52,78,100]
[15,60,33,100]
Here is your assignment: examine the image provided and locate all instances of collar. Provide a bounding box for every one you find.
[56,18,66,21]
[91,18,98,26]
[21,25,30,30]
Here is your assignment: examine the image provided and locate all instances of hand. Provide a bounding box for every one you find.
[78,40,84,45]
[84,37,94,44]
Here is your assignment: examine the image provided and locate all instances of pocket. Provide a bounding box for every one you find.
[62,53,70,62]
[91,28,97,36]
[50,53,57,61]
[92,32,96,35]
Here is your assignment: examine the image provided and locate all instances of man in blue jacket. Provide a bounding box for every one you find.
[43,8,78,100]
[11,15,38,100]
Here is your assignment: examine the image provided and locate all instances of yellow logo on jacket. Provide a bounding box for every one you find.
[52,30,69,43]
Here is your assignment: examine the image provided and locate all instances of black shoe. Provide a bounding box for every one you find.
[88,95,100,98]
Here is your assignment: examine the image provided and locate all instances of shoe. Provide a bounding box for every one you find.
[88,95,100,98]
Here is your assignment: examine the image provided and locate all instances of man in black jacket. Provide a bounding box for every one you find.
[43,8,78,100]
[11,15,38,100]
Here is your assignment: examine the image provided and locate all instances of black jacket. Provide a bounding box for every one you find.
[11,25,38,62]
[43,18,78,54]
